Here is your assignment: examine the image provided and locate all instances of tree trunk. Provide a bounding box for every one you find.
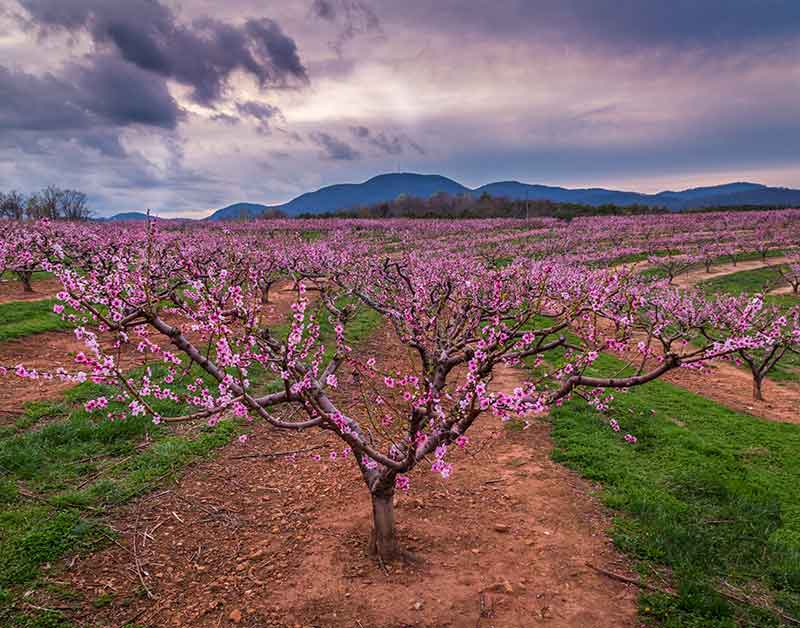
[368,488,400,561]
[18,271,33,293]
[260,283,270,305]
[752,376,765,402]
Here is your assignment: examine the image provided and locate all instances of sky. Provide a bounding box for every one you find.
[1,0,800,217]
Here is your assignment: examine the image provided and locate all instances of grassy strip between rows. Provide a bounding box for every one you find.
[0,299,77,343]
[0,299,382,628]
[699,265,800,308]
[534,345,800,627]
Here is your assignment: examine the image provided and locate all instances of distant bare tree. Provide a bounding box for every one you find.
[39,185,62,219]
[25,193,44,220]
[19,186,90,220]
[0,191,25,220]
[59,189,90,220]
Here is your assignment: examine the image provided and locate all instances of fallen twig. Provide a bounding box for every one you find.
[587,562,671,594]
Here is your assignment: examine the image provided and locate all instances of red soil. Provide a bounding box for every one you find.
[37,325,638,628]
[0,277,62,304]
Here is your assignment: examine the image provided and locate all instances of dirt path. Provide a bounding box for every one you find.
[0,277,62,304]
[41,324,638,628]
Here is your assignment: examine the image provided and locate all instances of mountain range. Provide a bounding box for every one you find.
[105,173,800,220]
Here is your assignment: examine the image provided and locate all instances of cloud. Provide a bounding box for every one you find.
[309,131,360,160]
[73,56,181,129]
[19,0,308,105]
[349,125,424,155]
[2,0,312,211]
[5,0,800,216]
[236,101,282,133]
[310,0,381,54]
[0,66,89,133]
[310,0,336,21]
[0,61,180,155]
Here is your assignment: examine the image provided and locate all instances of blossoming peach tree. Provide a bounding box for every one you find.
[4,221,770,561]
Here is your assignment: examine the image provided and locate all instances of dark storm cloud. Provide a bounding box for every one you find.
[349,126,425,156]
[73,56,181,129]
[0,61,179,152]
[0,66,89,132]
[309,131,361,160]
[20,0,308,105]
[3,0,312,208]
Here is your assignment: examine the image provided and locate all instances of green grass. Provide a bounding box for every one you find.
[544,350,800,627]
[0,300,75,343]
[700,265,800,309]
[0,299,383,627]
[0,368,240,626]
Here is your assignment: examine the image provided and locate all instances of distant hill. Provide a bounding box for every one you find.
[200,173,800,219]
[204,202,272,221]
[105,212,155,221]
[205,174,469,220]
[473,181,651,206]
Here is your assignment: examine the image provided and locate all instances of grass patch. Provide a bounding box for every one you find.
[0,300,75,343]
[0,298,383,626]
[699,265,800,310]
[545,350,800,626]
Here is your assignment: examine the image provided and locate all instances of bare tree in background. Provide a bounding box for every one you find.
[0,191,25,220]
[39,185,62,219]
[24,193,40,219]
[8,186,91,221]
[59,189,90,220]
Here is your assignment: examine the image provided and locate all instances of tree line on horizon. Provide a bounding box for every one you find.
[294,192,797,220]
[0,186,90,221]
[294,191,668,220]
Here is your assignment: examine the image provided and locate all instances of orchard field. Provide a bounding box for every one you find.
[1,210,800,628]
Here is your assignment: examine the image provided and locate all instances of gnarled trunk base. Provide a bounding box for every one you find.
[753,377,765,402]
[368,490,401,561]
[18,272,33,293]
